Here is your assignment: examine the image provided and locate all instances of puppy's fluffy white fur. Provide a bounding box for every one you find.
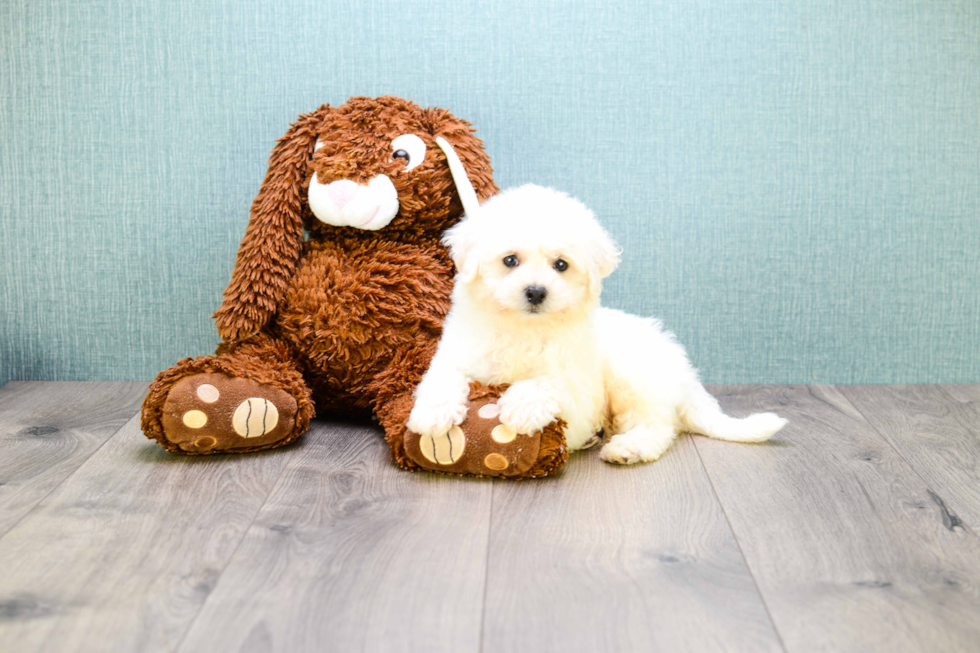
[408,184,786,464]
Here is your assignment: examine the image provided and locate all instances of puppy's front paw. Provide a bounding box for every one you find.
[498,383,561,435]
[407,398,469,438]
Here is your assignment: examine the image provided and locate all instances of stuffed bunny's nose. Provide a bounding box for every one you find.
[327,180,358,209]
[308,172,399,231]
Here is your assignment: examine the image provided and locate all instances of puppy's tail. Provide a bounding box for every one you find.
[679,384,787,443]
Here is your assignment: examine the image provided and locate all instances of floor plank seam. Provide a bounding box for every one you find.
[169,428,312,653]
[476,478,495,653]
[836,387,980,541]
[0,406,144,544]
[690,434,790,653]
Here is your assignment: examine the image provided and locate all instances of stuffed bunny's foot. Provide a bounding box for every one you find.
[150,372,301,454]
[396,383,569,478]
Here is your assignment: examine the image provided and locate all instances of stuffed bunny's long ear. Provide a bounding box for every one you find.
[213,105,330,342]
[436,137,485,281]
[436,136,481,218]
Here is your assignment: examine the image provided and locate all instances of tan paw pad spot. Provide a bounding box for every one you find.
[233,398,279,438]
[419,426,466,465]
[491,424,516,443]
[196,384,220,403]
[182,410,208,429]
[195,436,217,450]
[478,402,501,419]
[484,453,509,471]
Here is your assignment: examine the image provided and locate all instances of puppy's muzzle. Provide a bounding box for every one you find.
[524,285,547,306]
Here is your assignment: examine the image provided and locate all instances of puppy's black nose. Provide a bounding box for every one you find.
[525,285,547,305]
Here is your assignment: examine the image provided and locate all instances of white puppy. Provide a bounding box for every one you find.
[407,183,787,464]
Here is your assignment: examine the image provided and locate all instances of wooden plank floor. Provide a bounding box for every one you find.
[1,383,978,653]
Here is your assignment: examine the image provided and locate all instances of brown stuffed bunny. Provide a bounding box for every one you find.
[141,96,567,478]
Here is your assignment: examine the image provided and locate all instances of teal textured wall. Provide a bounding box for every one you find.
[1,0,978,386]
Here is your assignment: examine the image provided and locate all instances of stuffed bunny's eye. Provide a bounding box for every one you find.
[391,134,426,171]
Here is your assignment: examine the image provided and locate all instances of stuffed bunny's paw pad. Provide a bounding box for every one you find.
[402,388,566,478]
[159,373,298,453]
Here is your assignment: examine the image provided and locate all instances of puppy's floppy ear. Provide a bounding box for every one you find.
[213,105,330,342]
[580,218,621,297]
[442,217,482,282]
[589,224,621,279]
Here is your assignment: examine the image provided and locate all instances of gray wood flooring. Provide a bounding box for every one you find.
[1,382,978,653]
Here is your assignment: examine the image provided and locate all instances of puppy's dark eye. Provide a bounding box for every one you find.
[554,258,568,272]
[393,149,409,161]
[503,255,519,268]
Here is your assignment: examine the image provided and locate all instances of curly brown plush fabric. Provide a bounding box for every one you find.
[141,96,567,478]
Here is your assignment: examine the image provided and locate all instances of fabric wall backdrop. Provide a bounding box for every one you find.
[1,0,977,386]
